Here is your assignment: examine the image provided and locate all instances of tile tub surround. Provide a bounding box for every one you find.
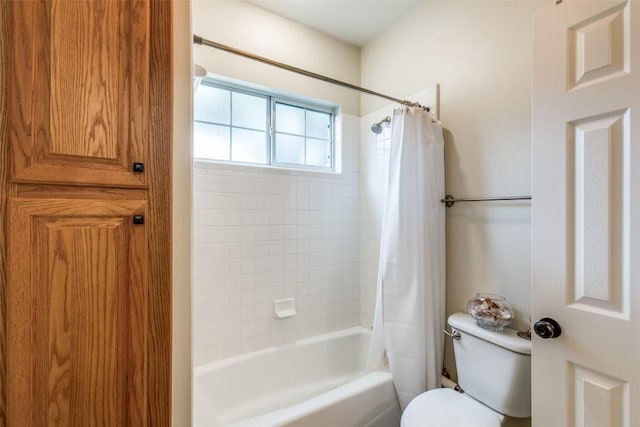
[193,115,361,366]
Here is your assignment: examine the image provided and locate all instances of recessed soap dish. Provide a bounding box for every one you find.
[273,298,296,319]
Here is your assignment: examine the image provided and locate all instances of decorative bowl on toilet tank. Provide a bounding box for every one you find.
[467,293,514,332]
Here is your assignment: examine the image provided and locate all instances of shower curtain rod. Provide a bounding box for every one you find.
[193,34,428,110]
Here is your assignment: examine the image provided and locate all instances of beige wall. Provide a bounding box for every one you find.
[173,0,192,425]
[191,0,361,116]
[360,1,547,379]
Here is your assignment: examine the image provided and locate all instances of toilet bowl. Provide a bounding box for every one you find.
[401,313,531,427]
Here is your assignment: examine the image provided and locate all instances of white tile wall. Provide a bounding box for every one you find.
[359,117,392,328]
[193,114,361,366]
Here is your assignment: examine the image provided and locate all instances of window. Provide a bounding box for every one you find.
[194,79,336,170]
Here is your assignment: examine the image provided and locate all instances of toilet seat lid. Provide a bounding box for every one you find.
[401,388,503,427]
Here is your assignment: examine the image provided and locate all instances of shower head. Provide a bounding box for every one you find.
[371,116,391,134]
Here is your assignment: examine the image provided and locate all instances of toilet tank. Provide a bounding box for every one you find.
[448,313,531,418]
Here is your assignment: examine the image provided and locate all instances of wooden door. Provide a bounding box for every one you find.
[8,0,149,188]
[1,0,172,425]
[532,0,640,425]
[7,198,148,426]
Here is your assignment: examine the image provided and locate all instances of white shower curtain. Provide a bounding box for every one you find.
[366,106,446,410]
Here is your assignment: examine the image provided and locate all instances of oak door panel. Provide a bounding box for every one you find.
[8,0,149,188]
[7,198,147,426]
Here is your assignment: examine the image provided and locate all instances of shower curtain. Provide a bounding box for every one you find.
[366,106,446,410]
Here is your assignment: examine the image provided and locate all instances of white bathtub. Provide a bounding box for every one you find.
[193,326,401,427]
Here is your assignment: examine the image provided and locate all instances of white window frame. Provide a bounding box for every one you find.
[271,97,335,171]
[194,78,337,171]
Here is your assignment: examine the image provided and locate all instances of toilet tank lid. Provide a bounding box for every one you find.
[448,313,531,355]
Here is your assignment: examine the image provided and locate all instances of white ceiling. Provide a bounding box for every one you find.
[246,0,422,47]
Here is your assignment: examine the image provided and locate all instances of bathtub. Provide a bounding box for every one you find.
[193,326,401,427]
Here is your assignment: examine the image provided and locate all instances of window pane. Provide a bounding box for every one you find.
[275,103,304,135]
[275,133,304,165]
[306,110,331,139]
[306,138,331,168]
[193,79,335,170]
[232,92,267,130]
[194,122,230,160]
[232,128,267,164]
[194,85,230,124]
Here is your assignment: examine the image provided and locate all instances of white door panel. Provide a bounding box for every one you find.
[532,1,639,426]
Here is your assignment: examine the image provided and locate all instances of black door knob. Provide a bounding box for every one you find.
[534,318,562,339]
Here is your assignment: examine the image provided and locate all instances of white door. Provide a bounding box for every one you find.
[532,1,640,426]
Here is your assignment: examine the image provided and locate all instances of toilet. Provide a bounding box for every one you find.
[401,312,531,427]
